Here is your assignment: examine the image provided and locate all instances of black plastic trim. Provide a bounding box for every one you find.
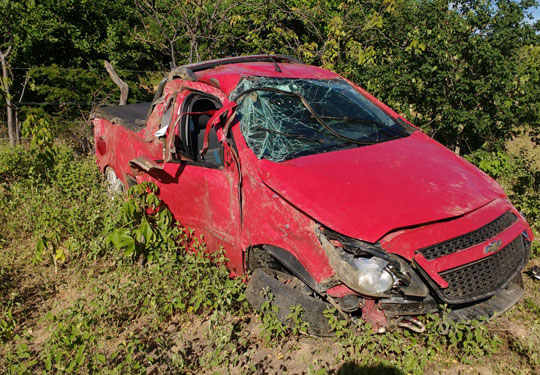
[415,235,530,305]
[263,245,320,292]
[417,211,517,260]
[181,55,303,73]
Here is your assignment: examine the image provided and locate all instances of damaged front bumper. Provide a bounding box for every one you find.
[245,223,530,335]
[314,222,531,332]
[246,267,526,336]
[379,272,524,322]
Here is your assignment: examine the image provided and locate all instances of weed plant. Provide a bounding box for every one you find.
[321,308,502,375]
[1,140,540,374]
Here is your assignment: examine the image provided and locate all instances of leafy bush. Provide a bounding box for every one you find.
[0,146,36,184]
[259,293,289,345]
[108,181,247,315]
[466,148,540,255]
[257,296,310,346]
[108,182,180,261]
[0,143,120,262]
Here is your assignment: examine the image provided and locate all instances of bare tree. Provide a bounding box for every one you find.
[134,0,184,67]
[104,61,129,105]
[133,0,255,67]
[0,0,22,146]
[0,45,16,146]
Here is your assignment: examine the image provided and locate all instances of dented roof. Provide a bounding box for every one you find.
[188,56,340,95]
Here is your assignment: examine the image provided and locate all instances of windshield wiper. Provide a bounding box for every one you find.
[233,87,387,146]
[319,115,408,137]
[253,126,324,143]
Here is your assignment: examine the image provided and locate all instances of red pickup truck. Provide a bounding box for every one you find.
[92,55,533,334]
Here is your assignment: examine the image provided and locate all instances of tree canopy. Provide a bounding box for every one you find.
[0,0,538,153]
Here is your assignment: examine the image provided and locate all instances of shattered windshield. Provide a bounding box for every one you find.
[231,77,409,162]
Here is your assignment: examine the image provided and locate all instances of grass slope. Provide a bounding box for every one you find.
[1,144,540,375]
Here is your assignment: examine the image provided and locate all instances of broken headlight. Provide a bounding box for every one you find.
[317,226,428,298]
[352,257,394,294]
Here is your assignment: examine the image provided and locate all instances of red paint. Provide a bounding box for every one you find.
[362,299,387,330]
[202,102,237,153]
[326,284,359,298]
[257,131,506,243]
[93,57,534,312]
[380,198,518,259]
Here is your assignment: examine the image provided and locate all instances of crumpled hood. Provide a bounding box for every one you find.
[257,132,505,243]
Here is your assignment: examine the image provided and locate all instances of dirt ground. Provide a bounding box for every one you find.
[2,238,540,375]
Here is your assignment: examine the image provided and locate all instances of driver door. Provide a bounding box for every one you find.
[137,81,243,272]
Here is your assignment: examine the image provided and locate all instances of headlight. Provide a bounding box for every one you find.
[353,257,394,294]
[317,226,428,298]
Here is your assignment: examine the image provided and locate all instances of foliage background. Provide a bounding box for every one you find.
[1,0,539,150]
[3,0,537,238]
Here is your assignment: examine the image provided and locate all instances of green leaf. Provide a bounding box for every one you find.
[137,219,155,244]
[108,228,135,256]
[34,237,47,263]
[54,248,66,263]
[44,355,52,371]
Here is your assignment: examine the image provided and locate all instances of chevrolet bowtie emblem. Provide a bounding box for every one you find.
[484,239,502,255]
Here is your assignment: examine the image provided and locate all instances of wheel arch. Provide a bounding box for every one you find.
[245,244,322,294]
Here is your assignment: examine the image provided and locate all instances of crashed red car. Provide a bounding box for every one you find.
[92,55,533,335]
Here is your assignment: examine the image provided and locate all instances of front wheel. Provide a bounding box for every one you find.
[246,268,333,336]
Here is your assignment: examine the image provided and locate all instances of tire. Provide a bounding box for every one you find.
[246,268,334,336]
[247,246,284,272]
[104,167,124,195]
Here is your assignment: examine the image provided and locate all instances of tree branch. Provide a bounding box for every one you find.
[104,61,129,105]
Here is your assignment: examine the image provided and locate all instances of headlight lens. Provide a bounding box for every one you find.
[353,257,394,294]
[318,229,396,296]
[317,226,428,297]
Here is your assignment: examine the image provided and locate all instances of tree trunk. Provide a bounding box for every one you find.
[15,109,19,144]
[169,39,177,68]
[189,39,194,64]
[104,61,129,105]
[0,46,15,146]
[15,72,29,145]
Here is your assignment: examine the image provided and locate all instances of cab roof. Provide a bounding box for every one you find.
[196,62,340,95]
[166,55,342,97]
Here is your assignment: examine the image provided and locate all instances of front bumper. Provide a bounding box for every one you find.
[380,272,525,323]
[319,203,532,327]
[446,272,524,322]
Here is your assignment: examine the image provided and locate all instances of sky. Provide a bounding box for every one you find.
[531,6,540,22]
[447,2,539,24]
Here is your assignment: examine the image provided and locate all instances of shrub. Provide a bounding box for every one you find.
[466,148,540,256]
[108,181,247,315]
[0,146,36,184]
[0,144,120,262]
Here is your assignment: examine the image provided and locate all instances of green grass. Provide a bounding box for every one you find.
[1,144,540,375]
